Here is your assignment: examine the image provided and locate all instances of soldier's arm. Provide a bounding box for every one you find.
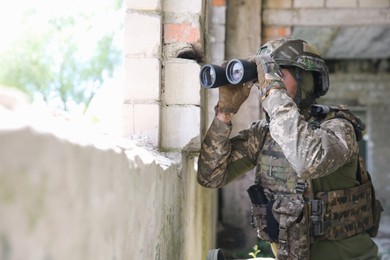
[197,117,262,188]
[262,89,358,180]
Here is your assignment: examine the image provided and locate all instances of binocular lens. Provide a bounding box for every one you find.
[199,64,229,88]
[226,59,258,85]
[229,62,244,83]
[201,66,216,87]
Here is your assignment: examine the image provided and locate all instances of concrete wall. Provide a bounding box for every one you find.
[262,0,390,43]
[0,101,217,260]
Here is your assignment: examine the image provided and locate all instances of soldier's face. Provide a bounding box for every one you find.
[281,68,298,99]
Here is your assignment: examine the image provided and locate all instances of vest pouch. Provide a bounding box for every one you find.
[366,170,384,238]
[367,199,383,237]
[249,203,280,242]
[248,184,277,241]
[251,204,272,241]
[316,181,377,240]
[266,200,280,242]
[273,195,310,260]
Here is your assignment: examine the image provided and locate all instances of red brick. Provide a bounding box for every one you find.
[212,0,226,7]
[164,23,201,44]
[263,26,292,38]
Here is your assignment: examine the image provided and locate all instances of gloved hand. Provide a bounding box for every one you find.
[215,61,252,115]
[247,55,285,98]
[217,82,252,115]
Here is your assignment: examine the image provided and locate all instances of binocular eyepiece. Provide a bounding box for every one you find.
[199,59,257,88]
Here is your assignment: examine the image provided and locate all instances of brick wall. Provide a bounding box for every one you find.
[161,0,204,149]
[123,0,205,149]
[123,1,162,146]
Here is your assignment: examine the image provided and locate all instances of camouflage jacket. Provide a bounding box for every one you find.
[198,89,359,189]
[198,89,380,259]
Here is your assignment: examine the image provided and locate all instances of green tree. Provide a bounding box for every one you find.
[0,6,122,112]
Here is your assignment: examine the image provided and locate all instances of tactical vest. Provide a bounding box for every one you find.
[248,105,383,260]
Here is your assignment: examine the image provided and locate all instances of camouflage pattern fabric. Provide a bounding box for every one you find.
[261,89,359,180]
[315,181,373,240]
[198,118,268,188]
[245,55,285,99]
[251,204,272,241]
[256,39,329,97]
[217,82,252,114]
[257,133,300,193]
[272,194,310,260]
[197,88,378,259]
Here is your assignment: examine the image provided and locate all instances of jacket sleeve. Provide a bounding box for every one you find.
[262,89,359,180]
[197,117,266,188]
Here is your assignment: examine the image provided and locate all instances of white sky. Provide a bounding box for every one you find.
[0,0,124,130]
[0,0,124,52]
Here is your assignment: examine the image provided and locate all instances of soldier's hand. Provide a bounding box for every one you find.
[217,82,252,116]
[215,60,252,118]
[247,55,285,99]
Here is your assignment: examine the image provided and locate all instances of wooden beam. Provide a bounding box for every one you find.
[263,9,390,26]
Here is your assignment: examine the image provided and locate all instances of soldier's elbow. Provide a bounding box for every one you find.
[197,173,224,189]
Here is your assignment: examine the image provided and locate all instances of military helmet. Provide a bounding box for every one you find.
[257,38,329,98]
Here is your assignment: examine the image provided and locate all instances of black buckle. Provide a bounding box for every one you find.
[295,181,307,194]
[310,200,325,236]
[310,104,330,117]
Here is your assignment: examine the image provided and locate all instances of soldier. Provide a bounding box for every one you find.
[198,39,380,259]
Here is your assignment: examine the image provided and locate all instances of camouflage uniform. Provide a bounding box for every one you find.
[198,88,379,259]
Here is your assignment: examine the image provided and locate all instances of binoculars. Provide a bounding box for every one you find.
[199,59,257,88]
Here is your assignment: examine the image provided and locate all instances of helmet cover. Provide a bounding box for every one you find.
[257,38,329,98]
